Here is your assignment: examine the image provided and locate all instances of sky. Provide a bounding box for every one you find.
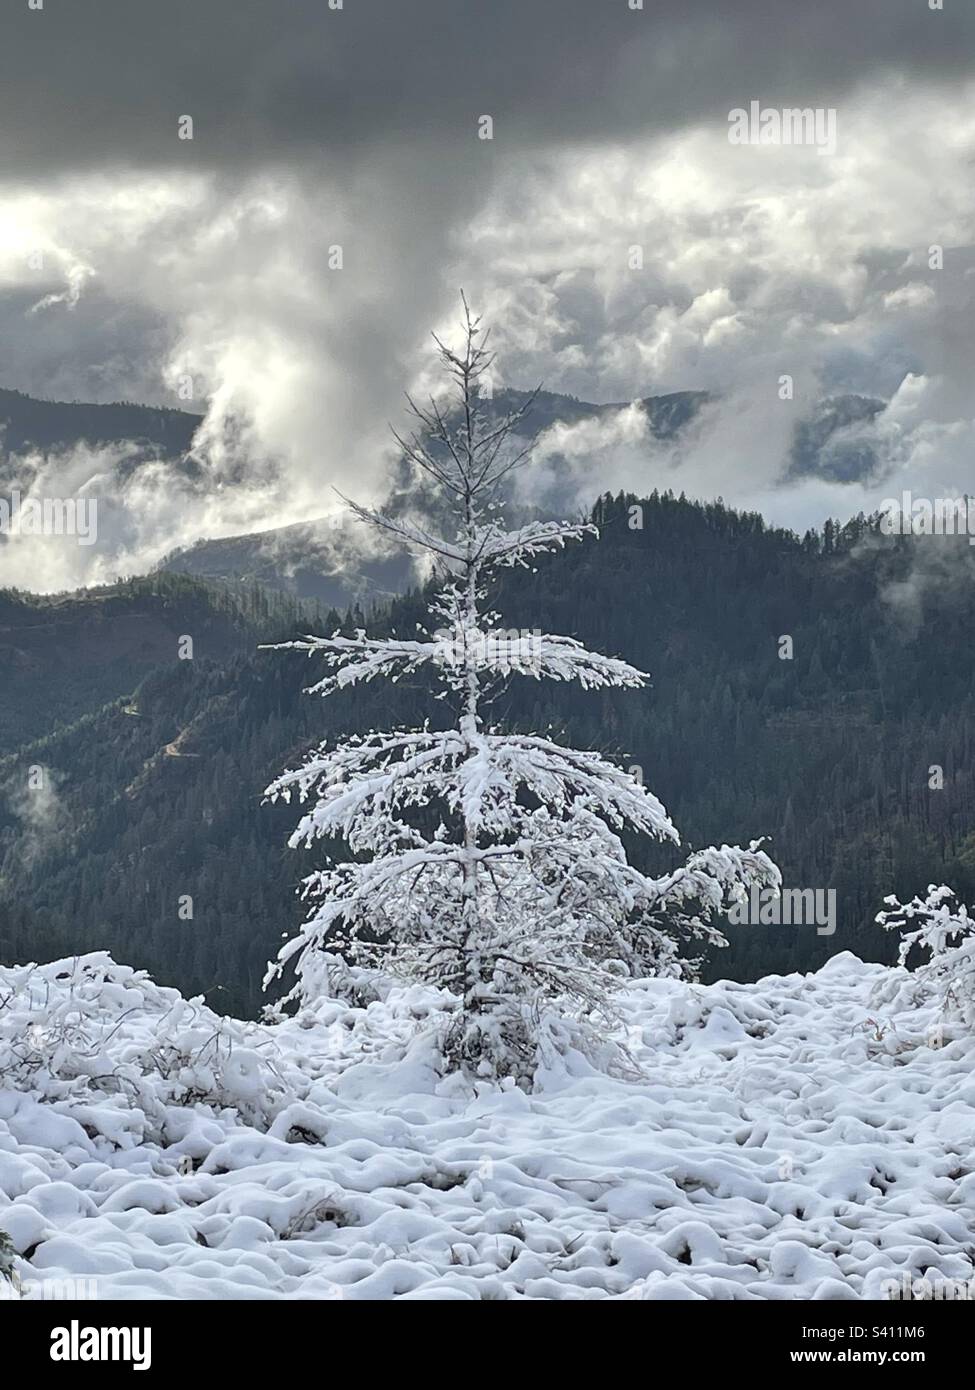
[0,0,973,588]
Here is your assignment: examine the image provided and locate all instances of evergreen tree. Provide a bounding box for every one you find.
[264,302,779,1077]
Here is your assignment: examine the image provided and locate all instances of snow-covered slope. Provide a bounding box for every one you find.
[0,952,972,1300]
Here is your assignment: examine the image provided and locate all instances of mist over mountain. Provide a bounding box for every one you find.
[142,383,887,604]
[0,387,201,461]
[152,387,711,602]
[156,518,413,608]
[0,378,909,600]
[787,394,888,483]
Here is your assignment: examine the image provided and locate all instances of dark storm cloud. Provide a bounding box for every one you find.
[1,0,972,176]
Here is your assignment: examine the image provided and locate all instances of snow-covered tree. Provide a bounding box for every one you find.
[264,299,779,1078]
[875,885,975,1029]
[0,1230,16,1293]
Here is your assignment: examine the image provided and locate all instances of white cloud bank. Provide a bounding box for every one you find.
[0,79,973,589]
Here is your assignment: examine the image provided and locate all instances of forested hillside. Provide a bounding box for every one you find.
[0,573,320,749]
[2,492,973,1016]
[0,387,201,459]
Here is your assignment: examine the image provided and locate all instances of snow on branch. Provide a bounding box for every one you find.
[265,729,678,852]
[261,632,444,695]
[262,626,648,694]
[472,518,598,567]
[874,885,975,1029]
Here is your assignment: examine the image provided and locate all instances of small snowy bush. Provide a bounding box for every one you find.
[875,885,975,1029]
[0,1230,16,1289]
[0,954,289,1135]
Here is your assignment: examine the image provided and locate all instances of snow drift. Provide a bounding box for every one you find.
[0,951,973,1300]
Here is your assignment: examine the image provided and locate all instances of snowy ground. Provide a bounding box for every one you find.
[1,951,973,1300]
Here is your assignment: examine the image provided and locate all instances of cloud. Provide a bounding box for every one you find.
[1,2,972,178]
[441,87,973,531]
[3,763,64,870]
[0,439,281,592]
[0,2,972,587]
